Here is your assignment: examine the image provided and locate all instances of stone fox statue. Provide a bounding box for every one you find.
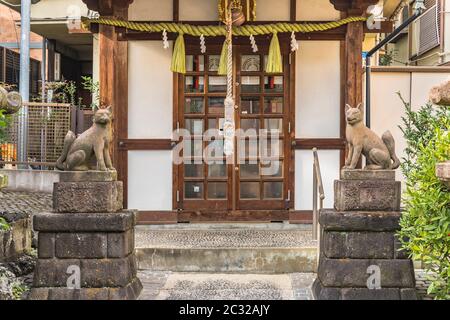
[56,107,114,171]
[344,103,400,170]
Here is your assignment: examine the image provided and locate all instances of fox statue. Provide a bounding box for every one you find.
[56,106,114,171]
[344,103,400,170]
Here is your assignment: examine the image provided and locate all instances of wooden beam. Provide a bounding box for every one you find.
[290,0,296,21]
[173,0,179,22]
[137,211,178,224]
[118,139,175,150]
[294,138,346,150]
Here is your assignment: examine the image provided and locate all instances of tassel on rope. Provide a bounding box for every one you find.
[171,33,186,74]
[218,40,229,75]
[266,32,282,73]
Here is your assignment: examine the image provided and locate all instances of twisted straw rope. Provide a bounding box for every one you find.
[84,16,367,36]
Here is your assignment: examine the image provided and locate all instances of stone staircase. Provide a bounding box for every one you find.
[135,223,317,273]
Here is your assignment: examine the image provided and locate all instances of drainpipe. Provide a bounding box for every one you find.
[365,3,425,128]
[18,0,31,167]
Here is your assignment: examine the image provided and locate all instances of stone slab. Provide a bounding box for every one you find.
[0,217,32,262]
[322,231,396,259]
[312,279,417,300]
[29,277,142,300]
[55,233,107,259]
[340,169,395,181]
[334,179,401,211]
[58,170,117,182]
[436,162,450,187]
[319,209,401,232]
[33,211,136,232]
[33,254,137,288]
[136,247,317,273]
[317,256,415,288]
[53,181,123,213]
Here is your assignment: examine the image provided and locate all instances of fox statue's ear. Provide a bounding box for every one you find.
[357,103,363,111]
[106,106,112,114]
[93,105,99,113]
[345,104,352,113]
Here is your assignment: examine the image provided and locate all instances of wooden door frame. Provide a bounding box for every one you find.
[173,39,294,221]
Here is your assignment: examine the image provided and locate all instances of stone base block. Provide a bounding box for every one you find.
[33,254,138,288]
[340,169,395,181]
[312,279,418,300]
[58,170,117,182]
[317,256,415,288]
[320,209,401,232]
[53,181,123,213]
[334,179,401,211]
[31,211,140,300]
[29,277,143,300]
[322,230,407,259]
[34,211,136,233]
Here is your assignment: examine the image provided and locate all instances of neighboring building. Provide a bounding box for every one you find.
[0,4,42,97]
[384,0,449,66]
[2,0,94,100]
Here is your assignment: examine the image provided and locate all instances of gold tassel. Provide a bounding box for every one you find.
[265,32,282,73]
[171,33,186,74]
[218,40,229,75]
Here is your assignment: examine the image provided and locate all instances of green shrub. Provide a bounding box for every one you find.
[398,93,450,299]
[0,217,10,231]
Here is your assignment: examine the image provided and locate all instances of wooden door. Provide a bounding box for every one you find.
[176,44,291,216]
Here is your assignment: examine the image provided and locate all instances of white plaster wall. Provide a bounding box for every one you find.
[410,73,450,108]
[370,72,410,182]
[295,150,340,210]
[31,0,88,19]
[128,41,173,139]
[370,71,449,182]
[179,0,218,20]
[296,41,341,138]
[129,0,173,21]
[128,151,173,210]
[256,0,290,21]
[296,0,341,21]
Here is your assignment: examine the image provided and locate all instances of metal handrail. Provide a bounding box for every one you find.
[312,147,325,240]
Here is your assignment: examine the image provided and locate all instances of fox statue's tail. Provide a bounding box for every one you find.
[382,130,400,169]
[56,131,76,170]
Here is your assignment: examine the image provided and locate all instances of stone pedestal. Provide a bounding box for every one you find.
[313,170,417,300]
[30,171,142,300]
[436,161,450,188]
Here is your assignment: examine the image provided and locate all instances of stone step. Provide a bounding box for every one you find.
[135,223,317,273]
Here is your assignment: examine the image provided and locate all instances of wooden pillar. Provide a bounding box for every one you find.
[344,20,364,108]
[83,0,133,206]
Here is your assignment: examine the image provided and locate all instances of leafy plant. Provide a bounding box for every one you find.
[398,93,450,299]
[0,217,10,231]
[379,49,397,66]
[81,76,100,110]
[11,282,27,300]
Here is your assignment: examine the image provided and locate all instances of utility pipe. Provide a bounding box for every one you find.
[18,0,31,166]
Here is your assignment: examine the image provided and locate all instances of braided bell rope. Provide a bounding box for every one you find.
[84,16,367,36]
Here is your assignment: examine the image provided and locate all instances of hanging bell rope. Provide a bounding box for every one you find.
[83,16,367,37]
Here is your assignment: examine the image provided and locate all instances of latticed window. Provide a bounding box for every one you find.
[412,0,441,56]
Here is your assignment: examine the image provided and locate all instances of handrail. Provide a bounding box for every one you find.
[312,147,325,240]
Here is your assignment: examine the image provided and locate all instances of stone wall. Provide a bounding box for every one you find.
[0,212,32,262]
